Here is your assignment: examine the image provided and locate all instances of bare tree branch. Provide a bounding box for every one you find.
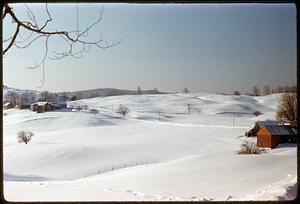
[14,34,44,49]
[3,3,120,57]
[25,3,38,28]
[39,3,52,30]
[3,36,13,42]
[37,61,45,88]
[26,35,49,69]
[3,24,20,55]
[15,30,34,43]
[3,3,120,88]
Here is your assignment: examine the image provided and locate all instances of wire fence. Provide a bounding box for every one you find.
[78,159,159,180]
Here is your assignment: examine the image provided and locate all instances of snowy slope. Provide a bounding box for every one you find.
[3,93,297,201]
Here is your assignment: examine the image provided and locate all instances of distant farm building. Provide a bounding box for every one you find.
[3,102,14,110]
[31,101,55,113]
[245,120,278,137]
[257,125,297,148]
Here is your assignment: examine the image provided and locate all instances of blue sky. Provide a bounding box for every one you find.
[3,3,296,93]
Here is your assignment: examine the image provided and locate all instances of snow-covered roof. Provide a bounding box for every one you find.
[3,102,12,106]
[32,101,53,106]
[264,125,297,136]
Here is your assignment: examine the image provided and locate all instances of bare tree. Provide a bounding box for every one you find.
[19,94,29,106]
[3,3,120,87]
[278,86,284,93]
[116,105,130,117]
[37,90,54,102]
[252,86,261,96]
[17,130,34,144]
[283,84,297,93]
[289,85,297,93]
[262,85,271,95]
[183,88,189,94]
[253,111,262,117]
[233,90,240,95]
[7,91,17,106]
[89,108,99,115]
[276,93,297,127]
[137,86,142,95]
[272,85,297,94]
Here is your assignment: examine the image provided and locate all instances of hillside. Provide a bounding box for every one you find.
[3,92,297,201]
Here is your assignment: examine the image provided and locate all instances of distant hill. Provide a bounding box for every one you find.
[2,86,168,105]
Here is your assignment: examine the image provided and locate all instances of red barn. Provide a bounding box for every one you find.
[257,125,297,148]
[245,120,277,137]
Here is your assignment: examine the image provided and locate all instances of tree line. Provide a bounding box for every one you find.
[233,84,297,96]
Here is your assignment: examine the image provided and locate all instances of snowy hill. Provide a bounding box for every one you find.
[3,92,297,201]
[64,87,166,98]
[2,86,166,104]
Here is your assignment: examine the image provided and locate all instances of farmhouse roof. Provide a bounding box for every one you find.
[264,125,297,136]
[257,120,278,128]
[32,101,53,106]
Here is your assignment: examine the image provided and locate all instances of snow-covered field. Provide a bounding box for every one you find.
[3,93,297,201]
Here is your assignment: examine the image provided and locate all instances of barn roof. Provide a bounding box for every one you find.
[264,125,297,136]
[256,120,278,128]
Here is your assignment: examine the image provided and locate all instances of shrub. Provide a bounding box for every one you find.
[17,130,34,144]
[238,141,265,154]
[233,91,240,95]
[75,106,82,111]
[116,105,130,117]
[252,86,261,96]
[253,111,262,117]
[183,88,189,94]
[82,105,88,111]
[89,108,99,115]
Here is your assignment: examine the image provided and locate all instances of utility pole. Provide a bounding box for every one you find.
[232,113,235,127]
